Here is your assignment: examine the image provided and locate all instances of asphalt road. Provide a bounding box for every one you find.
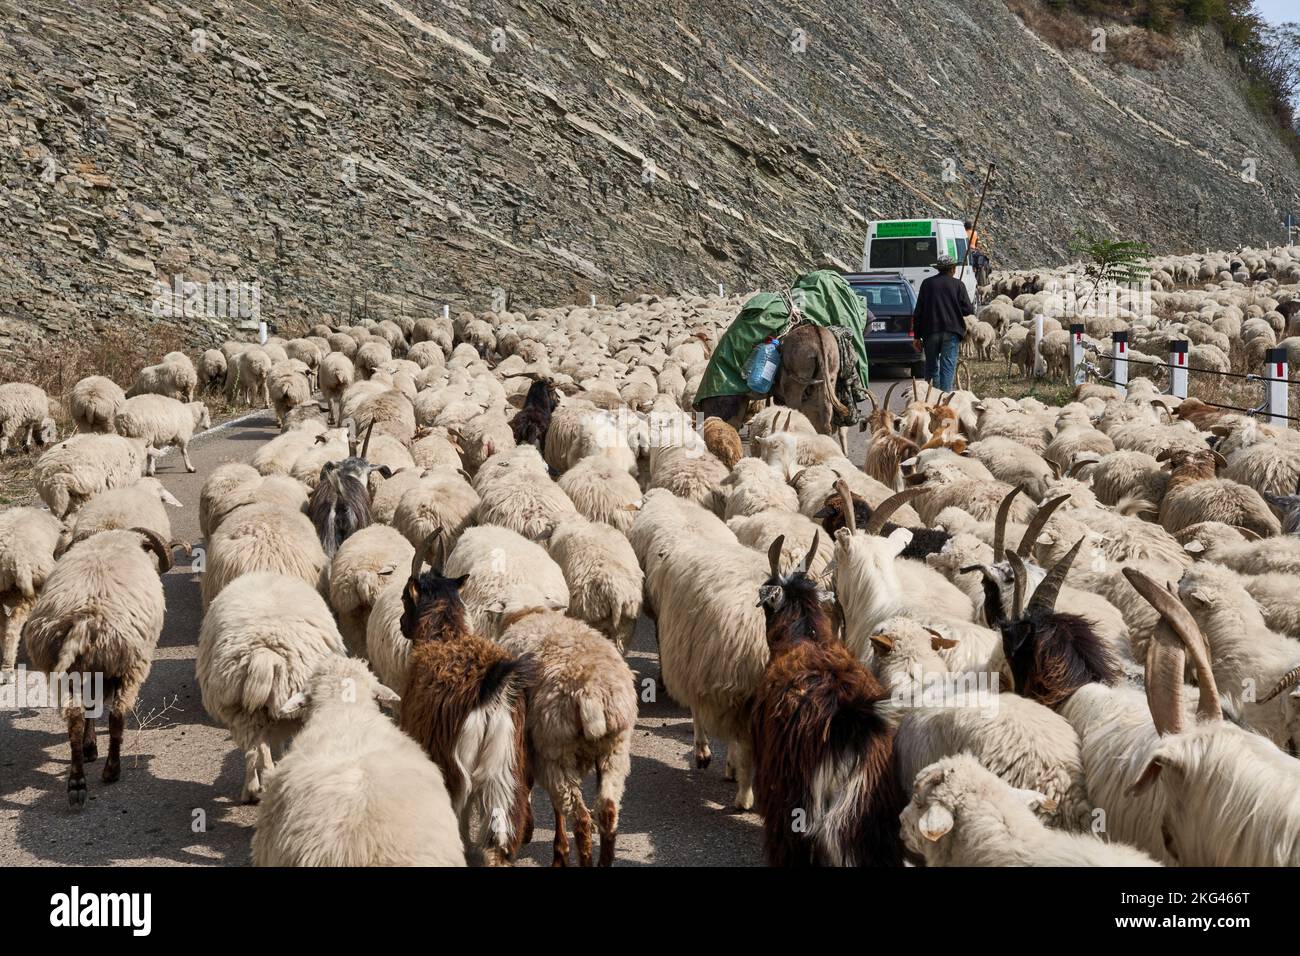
[0,369,911,867]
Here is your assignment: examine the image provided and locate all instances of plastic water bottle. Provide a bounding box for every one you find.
[745,337,780,394]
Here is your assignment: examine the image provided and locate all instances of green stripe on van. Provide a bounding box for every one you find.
[876,220,932,238]
[946,238,957,259]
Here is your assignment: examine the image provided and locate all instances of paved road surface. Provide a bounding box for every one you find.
[0,370,912,867]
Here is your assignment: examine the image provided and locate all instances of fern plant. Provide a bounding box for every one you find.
[1068,231,1152,310]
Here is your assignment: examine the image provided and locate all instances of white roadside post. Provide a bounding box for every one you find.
[258,320,268,345]
[1168,340,1188,399]
[590,294,597,308]
[1111,331,1128,397]
[1265,347,1289,427]
[1069,324,1085,384]
[718,283,725,297]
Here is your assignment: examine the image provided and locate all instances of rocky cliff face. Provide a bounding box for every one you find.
[1,0,1298,350]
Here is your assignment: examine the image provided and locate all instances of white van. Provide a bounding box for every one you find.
[860,219,977,304]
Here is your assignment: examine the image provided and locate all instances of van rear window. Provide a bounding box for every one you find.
[870,237,938,269]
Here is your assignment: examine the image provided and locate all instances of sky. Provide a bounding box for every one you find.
[1253,0,1295,26]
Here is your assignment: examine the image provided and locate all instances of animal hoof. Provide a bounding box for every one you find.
[186,465,196,473]
[68,778,87,808]
[83,740,98,763]
[241,788,262,805]
[694,752,711,770]
[101,761,120,784]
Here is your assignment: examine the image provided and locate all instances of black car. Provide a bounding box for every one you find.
[846,271,923,378]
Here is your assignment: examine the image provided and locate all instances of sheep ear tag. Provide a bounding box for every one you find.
[279,690,309,718]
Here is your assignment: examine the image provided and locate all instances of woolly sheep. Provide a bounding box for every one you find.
[127,353,198,402]
[442,525,569,639]
[328,524,414,657]
[69,376,125,434]
[114,395,211,474]
[901,755,1159,866]
[542,516,643,653]
[250,655,465,866]
[556,455,643,533]
[23,528,172,805]
[198,571,346,802]
[0,382,57,456]
[499,609,637,866]
[33,433,150,518]
[69,477,183,544]
[200,503,328,609]
[0,508,66,680]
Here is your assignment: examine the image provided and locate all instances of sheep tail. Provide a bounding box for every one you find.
[577,691,609,741]
[242,649,281,714]
[53,616,94,675]
[14,565,35,601]
[1116,494,1158,519]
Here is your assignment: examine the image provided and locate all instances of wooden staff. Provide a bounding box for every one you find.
[959,162,996,285]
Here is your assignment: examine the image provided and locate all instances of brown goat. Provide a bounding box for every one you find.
[1173,397,1237,432]
[751,534,903,866]
[398,532,537,866]
[702,416,743,470]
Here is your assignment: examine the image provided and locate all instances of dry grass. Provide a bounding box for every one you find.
[0,328,264,506]
[1003,0,1181,72]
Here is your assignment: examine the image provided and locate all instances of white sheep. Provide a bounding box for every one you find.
[0,382,57,456]
[69,376,125,434]
[200,503,328,609]
[442,524,569,639]
[22,528,173,804]
[499,609,637,866]
[114,395,211,474]
[328,524,413,657]
[127,353,198,402]
[69,477,183,544]
[556,455,642,533]
[542,516,643,653]
[33,433,151,518]
[250,655,465,866]
[197,571,347,802]
[901,755,1160,866]
[0,507,66,680]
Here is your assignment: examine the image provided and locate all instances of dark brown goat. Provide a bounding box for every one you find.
[398,532,537,866]
[815,485,945,560]
[509,378,561,450]
[751,533,903,867]
[998,538,1121,708]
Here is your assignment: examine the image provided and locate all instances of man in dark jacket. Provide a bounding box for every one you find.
[913,254,973,392]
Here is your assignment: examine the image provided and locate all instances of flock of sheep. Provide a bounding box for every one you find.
[966,246,1300,382]
[1,242,1300,867]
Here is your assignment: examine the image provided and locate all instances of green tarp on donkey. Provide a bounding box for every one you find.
[696,270,870,428]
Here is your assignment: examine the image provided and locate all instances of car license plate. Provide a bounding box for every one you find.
[871,321,886,332]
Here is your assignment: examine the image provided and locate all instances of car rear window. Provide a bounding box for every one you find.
[870,237,938,269]
[852,284,912,315]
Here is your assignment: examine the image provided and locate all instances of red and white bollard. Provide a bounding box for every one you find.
[1111,331,1128,397]
[1168,340,1188,399]
[1265,347,1290,427]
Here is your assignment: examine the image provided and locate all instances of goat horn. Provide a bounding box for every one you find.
[911,378,919,403]
[865,389,878,413]
[169,538,193,559]
[865,487,925,536]
[129,527,171,574]
[411,528,445,581]
[1066,457,1092,478]
[992,484,1025,560]
[360,419,376,459]
[1046,459,1061,479]
[1143,617,1188,737]
[797,532,820,575]
[1258,664,1300,704]
[1006,552,1027,620]
[834,479,857,534]
[1026,536,1085,615]
[882,382,902,412]
[1155,448,1174,463]
[1017,494,1071,558]
[1122,568,1222,724]
[767,535,785,579]
[1233,525,1262,542]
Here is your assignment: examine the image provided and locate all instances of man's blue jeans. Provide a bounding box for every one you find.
[923,333,960,392]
